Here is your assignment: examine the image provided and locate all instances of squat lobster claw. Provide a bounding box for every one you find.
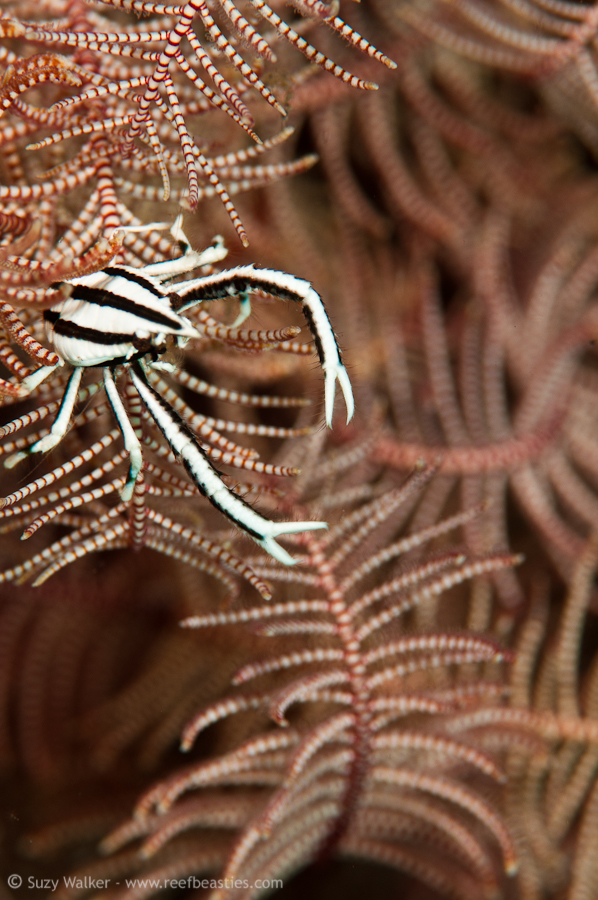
[7,217,354,565]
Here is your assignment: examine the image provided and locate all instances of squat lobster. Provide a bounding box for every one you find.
[8,217,354,565]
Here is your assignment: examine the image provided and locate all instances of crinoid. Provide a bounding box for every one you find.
[494,536,598,900]
[372,198,598,598]
[59,431,526,900]
[391,0,598,156]
[0,0,395,252]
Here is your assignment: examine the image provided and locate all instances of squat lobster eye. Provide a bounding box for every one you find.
[6,217,354,566]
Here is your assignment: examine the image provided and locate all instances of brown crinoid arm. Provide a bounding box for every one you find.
[0,0,394,244]
[80,438,525,899]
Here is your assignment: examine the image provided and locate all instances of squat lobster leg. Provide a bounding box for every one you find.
[5,367,81,469]
[31,367,84,455]
[104,367,143,502]
[19,362,62,396]
[175,267,354,427]
[130,361,327,564]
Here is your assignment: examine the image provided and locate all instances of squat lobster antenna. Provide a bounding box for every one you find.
[109,215,228,267]
[139,214,229,279]
[108,216,185,239]
[108,220,170,239]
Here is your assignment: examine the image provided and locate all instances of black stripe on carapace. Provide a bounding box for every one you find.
[131,363,263,541]
[44,309,60,324]
[46,316,134,347]
[68,284,182,331]
[103,267,164,299]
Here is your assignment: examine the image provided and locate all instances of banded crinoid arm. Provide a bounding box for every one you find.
[91,449,522,900]
[394,0,598,151]
[453,536,598,897]
[0,90,317,258]
[0,412,307,596]
[0,48,317,260]
[370,200,598,593]
[0,0,395,240]
[20,0,397,94]
[395,0,593,69]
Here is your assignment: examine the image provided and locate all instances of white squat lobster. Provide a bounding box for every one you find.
[9,217,354,564]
